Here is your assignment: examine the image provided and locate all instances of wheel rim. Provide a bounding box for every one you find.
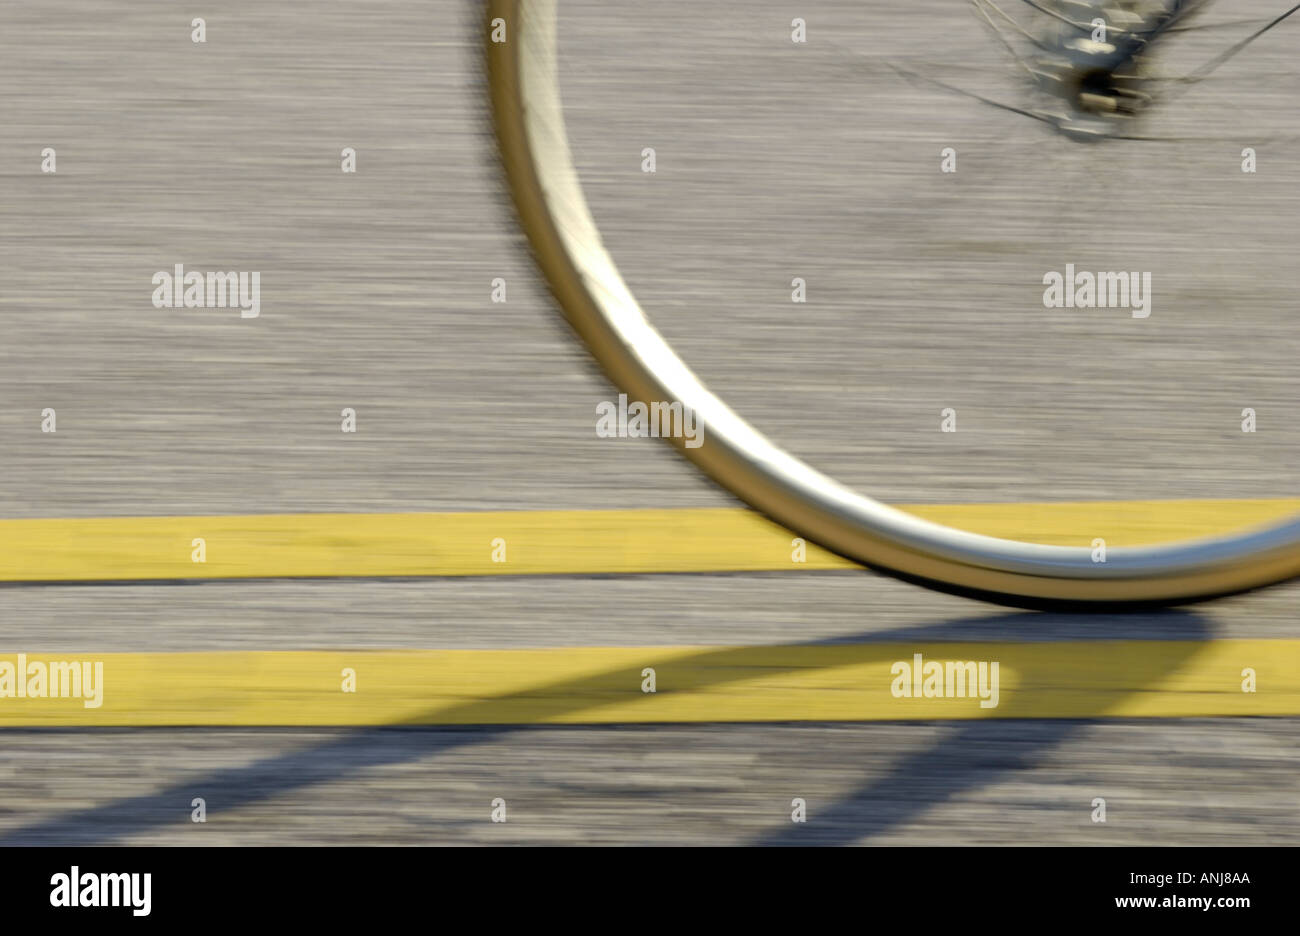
[485,0,1300,607]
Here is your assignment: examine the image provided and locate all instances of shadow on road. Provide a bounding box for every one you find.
[0,607,1210,845]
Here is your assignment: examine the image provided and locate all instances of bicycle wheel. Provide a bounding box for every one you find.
[484,0,1300,608]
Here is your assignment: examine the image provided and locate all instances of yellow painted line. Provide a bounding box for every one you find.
[0,640,1292,727]
[0,500,1296,582]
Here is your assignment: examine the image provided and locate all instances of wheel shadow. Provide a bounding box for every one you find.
[0,607,1210,845]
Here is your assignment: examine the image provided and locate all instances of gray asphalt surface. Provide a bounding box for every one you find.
[0,0,1297,845]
